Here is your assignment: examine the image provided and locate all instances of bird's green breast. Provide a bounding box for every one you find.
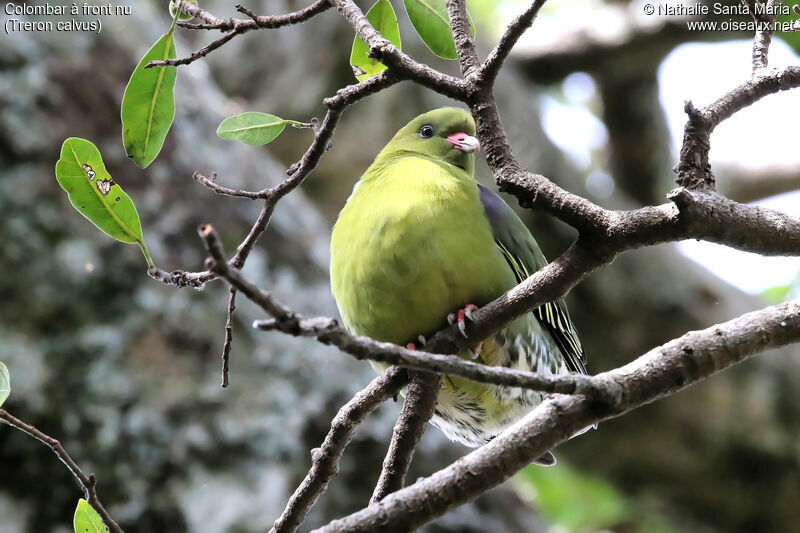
[330,155,516,345]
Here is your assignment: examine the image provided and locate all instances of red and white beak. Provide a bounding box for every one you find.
[447,132,480,153]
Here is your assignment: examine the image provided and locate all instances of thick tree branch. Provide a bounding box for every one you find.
[446,0,480,78]
[269,367,409,533]
[748,0,781,72]
[315,300,800,532]
[0,410,123,533]
[370,371,440,503]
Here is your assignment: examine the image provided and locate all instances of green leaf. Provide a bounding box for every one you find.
[73,499,107,533]
[121,32,178,168]
[0,363,9,409]
[350,0,402,82]
[404,0,475,60]
[55,138,154,266]
[169,0,197,21]
[216,113,289,146]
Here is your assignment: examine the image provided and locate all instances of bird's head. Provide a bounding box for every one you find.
[379,108,479,175]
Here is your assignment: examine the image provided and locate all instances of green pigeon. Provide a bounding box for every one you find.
[330,108,587,464]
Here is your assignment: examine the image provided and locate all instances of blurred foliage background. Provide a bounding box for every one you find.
[1,0,800,531]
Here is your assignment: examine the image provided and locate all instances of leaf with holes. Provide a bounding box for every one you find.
[73,499,107,533]
[55,138,154,266]
[350,0,401,81]
[216,112,290,146]
[0,363,9,409]
[121,31,177,168]
[404,0,475,60]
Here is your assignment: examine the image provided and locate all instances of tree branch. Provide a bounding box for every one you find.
[748,0,781,72]
[147,0,331,68]
[232,186,800,395]
[0,410,123,533]
[142,5,800,532]
[252,314,594,394]
[446,0,480,78]
[150,72,399,290]
[221,287,236,387]
[314,299,800,532]
[269,367,409,533]
[677,66,800,189]
[370,371,440,503]
[328,0,468,100]
[193,171,269,200]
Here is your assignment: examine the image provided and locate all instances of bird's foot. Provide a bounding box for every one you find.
[447,305,483,359]
[447,304,478,339]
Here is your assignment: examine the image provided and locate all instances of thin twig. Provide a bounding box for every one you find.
[146,266,215,288]
[193,172,269,200]
[269,367,409,533]
[0,410,123,533]
[147,0,332,68]
[370,371,440,503]
[227,74,401,272]
[148,29,241,68]
[254,314,592,395]
[221,287,236,388]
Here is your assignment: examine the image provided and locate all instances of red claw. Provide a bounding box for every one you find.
[447,304,479,339]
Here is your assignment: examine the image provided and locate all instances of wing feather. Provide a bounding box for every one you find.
[478,185,587,374]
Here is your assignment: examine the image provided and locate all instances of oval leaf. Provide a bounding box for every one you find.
[121,32,177,168]
[217,112,287,146]
[350,0,401,82]
[55,138,146,249]
[404,0,475,60]
[73,499,107,533]
[0,363,9,409]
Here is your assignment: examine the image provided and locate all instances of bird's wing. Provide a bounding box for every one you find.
[478,184,587,374]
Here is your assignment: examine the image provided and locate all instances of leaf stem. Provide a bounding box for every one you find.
[137,240,156,269]
[284,119,315,129]
[168,6,181,34]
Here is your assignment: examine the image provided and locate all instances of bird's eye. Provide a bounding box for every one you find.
[419,124,434,138]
